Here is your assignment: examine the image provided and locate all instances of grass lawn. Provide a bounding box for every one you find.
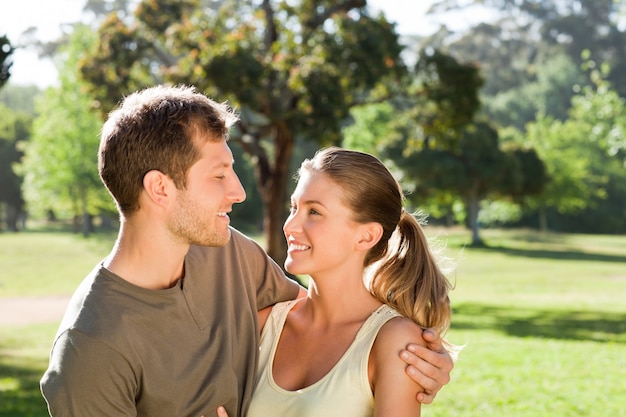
[425,228,626,417]
[0,229,116,297]
[0,227,625,416]
[0,324,57,416]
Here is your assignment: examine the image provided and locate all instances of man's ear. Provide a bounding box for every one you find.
[142,170,172,208]
[356,222,384,251]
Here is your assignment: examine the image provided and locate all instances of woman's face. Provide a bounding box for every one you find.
[283,171,365,277]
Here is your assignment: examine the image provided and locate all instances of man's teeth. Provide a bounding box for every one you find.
[217,212,227,217]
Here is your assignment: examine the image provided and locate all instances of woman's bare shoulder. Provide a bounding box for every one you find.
[372,315,426,360]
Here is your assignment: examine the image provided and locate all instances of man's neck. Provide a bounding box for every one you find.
[103,223,189,290]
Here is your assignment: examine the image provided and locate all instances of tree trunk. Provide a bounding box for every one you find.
[259,123,294,267]
[80,187,93,237]
[538,202,548,232]
[82,212,94,237]
[445,206,454,227]
[465,192,483,246]
[6,204,19,232]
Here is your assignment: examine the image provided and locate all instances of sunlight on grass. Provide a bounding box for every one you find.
[0,323,56,416]
[429,328,626,417]
[1,228,625,417]
[0,231,115,296]
[0,377,20,391]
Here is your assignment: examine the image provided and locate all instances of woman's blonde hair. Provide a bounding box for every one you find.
[298,147,453,335]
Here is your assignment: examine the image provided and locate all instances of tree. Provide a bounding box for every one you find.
[505,116,603,232]
[0,104,29,231]
[392,50,490,243]
[346,50,546,244]
[485,52,587,130]
[503,63,626,233]
[79,0,407,264]
[392,122,545,245]
[571,59,626,162]
[342,101,462,225]
[0,84,40,115]
[342,101,395,153]
[21,25,113,235]
[512,63,626,233]
[0,34,13,88]
[412,48,484,149]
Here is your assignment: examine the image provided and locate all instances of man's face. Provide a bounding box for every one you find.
[168,138,246,247]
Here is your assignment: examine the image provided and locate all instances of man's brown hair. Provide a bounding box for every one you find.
[98,85,238,216]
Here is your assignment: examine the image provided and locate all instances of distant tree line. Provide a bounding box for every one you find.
[0,0,624,256]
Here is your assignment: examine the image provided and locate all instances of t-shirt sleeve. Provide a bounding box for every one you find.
[231,229,301,309]
[255,251,301,309]
[41,329,137,417]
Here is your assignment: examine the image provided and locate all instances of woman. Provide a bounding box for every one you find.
[221,147,455,417]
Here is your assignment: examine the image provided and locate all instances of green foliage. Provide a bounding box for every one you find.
[0,84,40,115]
[342,102,395,153]
[345,50,546,242]
[421,18,535,97]
[409,1,625,233]
[78,0,407,262]
[476,200,522,226]
[0,34,14,88]
[392,122,545,244]
[20,25,114,227]
[511,116,602,215]
[341,53,549,238]
[0,104,30,231]
[506,147,547,202]
[228,141,264,232]
[413,49,484,149]
[79,13,156,114]
[570,63,626,160]
[504,64,626,231]
[431,0,626,98]
[484,52,587,129]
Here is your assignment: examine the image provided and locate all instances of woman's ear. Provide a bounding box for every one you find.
[356,222,384,251]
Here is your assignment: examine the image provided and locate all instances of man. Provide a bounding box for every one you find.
[41,85,453,417]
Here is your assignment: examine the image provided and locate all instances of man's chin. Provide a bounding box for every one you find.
[194,229,232,247]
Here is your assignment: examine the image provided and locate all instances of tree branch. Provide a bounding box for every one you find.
[304,0,366,30]
[261,0,277,53]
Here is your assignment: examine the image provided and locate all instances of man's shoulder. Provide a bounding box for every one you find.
[57,265,143,339]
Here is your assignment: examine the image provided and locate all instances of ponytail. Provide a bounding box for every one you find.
[369,210,453,335]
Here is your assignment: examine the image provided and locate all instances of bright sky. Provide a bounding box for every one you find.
[1,0,467,88]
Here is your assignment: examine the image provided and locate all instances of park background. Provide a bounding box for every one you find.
[1,0,625,415]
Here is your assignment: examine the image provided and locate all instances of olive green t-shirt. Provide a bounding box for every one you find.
[41,228,300,417]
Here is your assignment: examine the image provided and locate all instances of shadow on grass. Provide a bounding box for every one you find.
[452,303,626,344]
[469,245,626,263]
[0,358,49,417]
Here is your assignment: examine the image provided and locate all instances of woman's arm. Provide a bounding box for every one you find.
[370,317,426,417]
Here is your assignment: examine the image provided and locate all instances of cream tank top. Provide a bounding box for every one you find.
[247,300,402,417]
